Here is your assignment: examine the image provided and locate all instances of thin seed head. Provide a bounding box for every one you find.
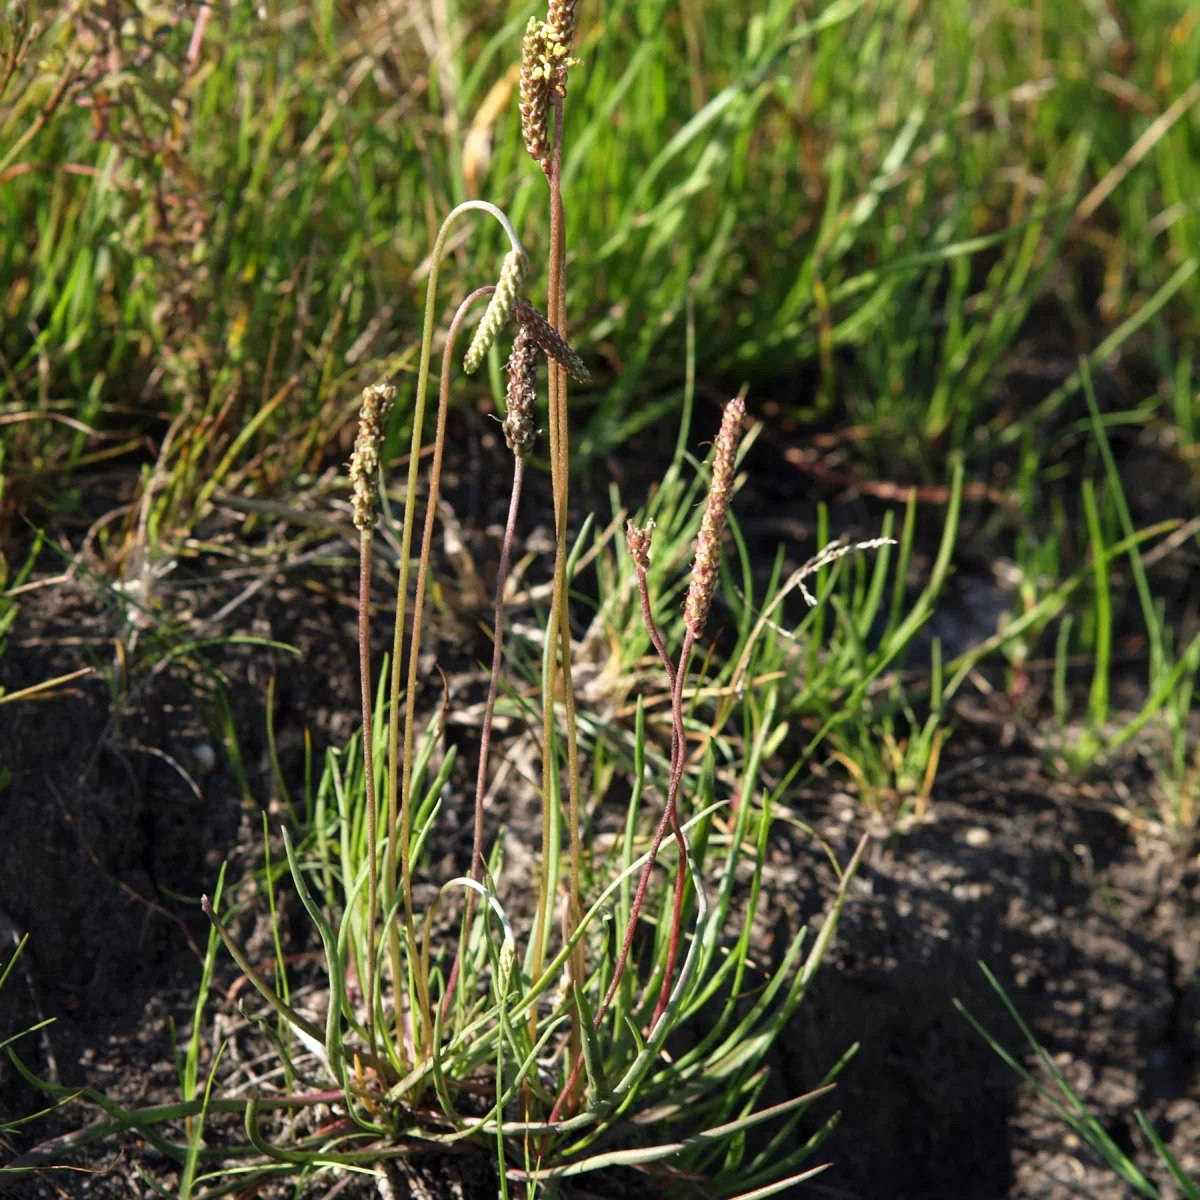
[464,249,527,375]
[349,381,396,531]
[683,397,746,637]
[625,519,655,570]
[503,328,540,458]
[513,297,590,382]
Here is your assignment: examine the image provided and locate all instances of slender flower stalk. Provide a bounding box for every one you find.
[522,7,585,1110]
[549,105,585,1011]
[625,520,691,1027]
[442,330,540,1020]
[652,398,746,1016]
[349,380,394,1065]
[512,0,586,1114]
[383,201,522,1076]
[536,92,592,1112]
[531,94,563,1054]
[625,520,671,672]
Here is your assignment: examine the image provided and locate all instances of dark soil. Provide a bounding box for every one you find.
[778,747,1200,1200]
[2,415,1198,1199]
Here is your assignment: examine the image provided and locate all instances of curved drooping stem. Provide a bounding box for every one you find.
[383,221,513,1069]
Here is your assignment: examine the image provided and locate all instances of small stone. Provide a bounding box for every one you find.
[964,826,991,848]
[194,743,217,775]
[952,881,990,902]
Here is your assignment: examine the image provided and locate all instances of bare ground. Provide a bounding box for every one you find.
[1,417,1198,1199]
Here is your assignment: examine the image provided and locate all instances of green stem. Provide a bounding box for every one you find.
[531,98,584,1112]
[531,111,565,997]
[548,101,583,963]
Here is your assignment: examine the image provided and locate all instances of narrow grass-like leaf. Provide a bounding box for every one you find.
[956,963,1157,1197]
[282,828,345,1081]
[179,1040,227,1200]
[1135,1111,1200,1199]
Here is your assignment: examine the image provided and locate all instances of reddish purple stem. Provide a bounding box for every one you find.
[442,454,526,1020]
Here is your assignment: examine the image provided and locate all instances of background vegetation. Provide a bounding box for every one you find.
[5,0,1198,833]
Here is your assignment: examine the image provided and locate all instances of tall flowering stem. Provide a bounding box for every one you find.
[654,396,745,1019]
[619,520,691,1025]
[522,2,584,1101]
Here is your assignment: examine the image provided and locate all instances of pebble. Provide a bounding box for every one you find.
[964,826,991,848]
